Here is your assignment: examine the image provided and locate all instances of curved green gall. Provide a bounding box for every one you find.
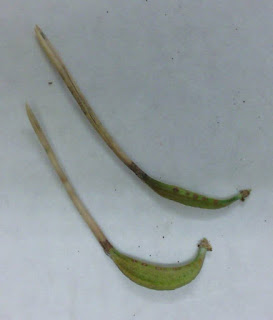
[110,238,212,290]
[144,176,251,209]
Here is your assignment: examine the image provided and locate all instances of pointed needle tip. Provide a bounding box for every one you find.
[34,25,46,40]
[25,103,33,120]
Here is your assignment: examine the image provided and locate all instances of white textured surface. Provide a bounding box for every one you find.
[1,1,272,319]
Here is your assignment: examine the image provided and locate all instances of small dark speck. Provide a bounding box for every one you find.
[48,81,53,85]
[149,254,151,257]
[165,13,167,16]
[40,31,46,39]
[171,57,174,60]
[114,188,116,191]
[177,261,180,263]
[77,250,80,253]
[106,10,109,13]
[217,121,220,124]
[162,236,165,239]
[235,28,238,31]
[243,100,246,103]
[138,245,140,248]
[264,220,267,222]
[156,225,158,228]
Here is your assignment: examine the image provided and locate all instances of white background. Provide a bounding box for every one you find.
[1,0,273,319]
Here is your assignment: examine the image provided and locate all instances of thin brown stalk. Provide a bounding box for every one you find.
[34,25,135,170]
[26,104,113,254]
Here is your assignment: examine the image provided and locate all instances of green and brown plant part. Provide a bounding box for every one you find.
[34,25,250,209]
[26,104,212,290]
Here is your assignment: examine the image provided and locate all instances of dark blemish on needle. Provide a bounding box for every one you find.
[48,81,53,85]
[40,30,46,39]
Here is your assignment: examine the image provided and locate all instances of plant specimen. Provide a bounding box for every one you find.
[26,104,212,290]
[34,26,250,209]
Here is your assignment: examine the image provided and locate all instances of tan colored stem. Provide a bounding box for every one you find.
[26,104,112,253]
[34,25,132,169]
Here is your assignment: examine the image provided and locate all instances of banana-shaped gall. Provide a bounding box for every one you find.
[26,104,212,290]
[34,25,251,209]
[143,176,250,209]
[110,238,211,290]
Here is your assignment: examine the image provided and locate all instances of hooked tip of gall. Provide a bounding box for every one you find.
[239,189,251,201]
[198,238,212,251]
